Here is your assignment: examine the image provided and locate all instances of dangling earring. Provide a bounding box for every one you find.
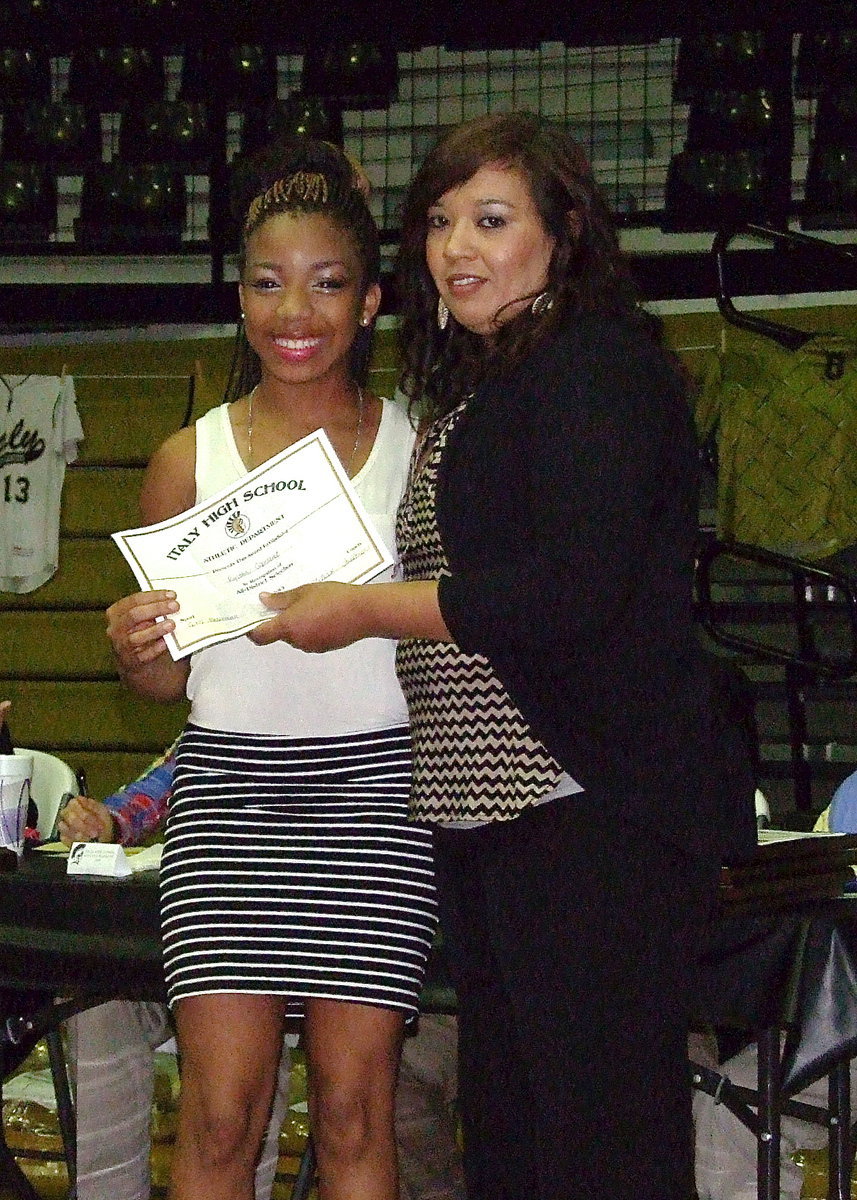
[437,296,449,331]
[531,292,553,317]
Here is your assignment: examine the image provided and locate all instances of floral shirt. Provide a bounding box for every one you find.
[104,742,177,846]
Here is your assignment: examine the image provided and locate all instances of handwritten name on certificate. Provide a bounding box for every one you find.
[112,429,394,660]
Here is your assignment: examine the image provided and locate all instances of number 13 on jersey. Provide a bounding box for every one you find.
[3,475,30,503]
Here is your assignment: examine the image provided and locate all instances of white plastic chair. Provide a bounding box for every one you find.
[755,787,772,830]
[14,747,78,840]
[13,746,80,1184]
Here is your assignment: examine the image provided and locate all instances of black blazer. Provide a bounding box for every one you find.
[435,311,756,866]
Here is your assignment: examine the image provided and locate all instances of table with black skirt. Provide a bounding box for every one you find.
[1,851,857,1200]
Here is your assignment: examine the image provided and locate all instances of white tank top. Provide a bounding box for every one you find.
[186,398,415,736]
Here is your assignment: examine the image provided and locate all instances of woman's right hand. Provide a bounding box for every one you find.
[106,589,189,703]
[106,590,179,669]
[57,795,116,846]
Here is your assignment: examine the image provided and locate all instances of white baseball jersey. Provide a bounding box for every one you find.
[0,374,83,594]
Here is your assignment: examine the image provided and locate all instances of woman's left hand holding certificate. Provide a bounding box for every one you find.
[111,430,393,661]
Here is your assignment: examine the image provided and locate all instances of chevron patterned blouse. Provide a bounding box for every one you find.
[395,402,564,824]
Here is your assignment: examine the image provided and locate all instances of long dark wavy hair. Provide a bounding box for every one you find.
[396,111,653,422]
[224,138,381,403]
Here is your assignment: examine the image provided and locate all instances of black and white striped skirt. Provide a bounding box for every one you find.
[160,723,437,1016]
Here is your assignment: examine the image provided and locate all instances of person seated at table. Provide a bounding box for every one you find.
[59,751,466,1200]
[57,747,292,1200]
[694,768,857,1200]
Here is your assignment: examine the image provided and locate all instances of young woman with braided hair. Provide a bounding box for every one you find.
[106,142,437,1200]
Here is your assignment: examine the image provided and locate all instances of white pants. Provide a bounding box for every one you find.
[67,1001,291,1200]
[693,1043,857,1200]
[396,1014,465,1200]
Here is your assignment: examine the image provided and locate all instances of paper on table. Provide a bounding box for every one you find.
[112,428,393,660]
[127,843,163,872]
[758,828,847,843]
[35,842,163,872]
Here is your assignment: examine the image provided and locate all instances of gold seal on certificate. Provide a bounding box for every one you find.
[112,429,394,660]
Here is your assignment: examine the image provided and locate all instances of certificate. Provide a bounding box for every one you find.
[112,428,394,660]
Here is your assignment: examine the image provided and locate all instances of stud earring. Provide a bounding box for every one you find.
[530,291,549,319]
[360,316,370,327]
[437,296,449,331]
[531,292,553,317]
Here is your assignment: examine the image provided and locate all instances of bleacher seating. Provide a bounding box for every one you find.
[178,44,277,105]
[2,102,101,166]
[238,96,343,159]
[118,101,212,168]
[66,46,166,107]
[76,161,188,251]
[0,162,56,246]
[0,47,50,101]
[802,87,857,231]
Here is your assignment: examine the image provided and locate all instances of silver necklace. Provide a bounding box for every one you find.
[246,385,365,476]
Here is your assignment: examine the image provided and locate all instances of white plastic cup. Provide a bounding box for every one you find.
[0,754,33,858]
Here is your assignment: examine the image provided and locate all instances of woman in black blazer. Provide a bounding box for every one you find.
[252,112,757,1200]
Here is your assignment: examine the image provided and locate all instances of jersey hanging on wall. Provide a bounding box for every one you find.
[0,373,83,593]
[695,325,857,562]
